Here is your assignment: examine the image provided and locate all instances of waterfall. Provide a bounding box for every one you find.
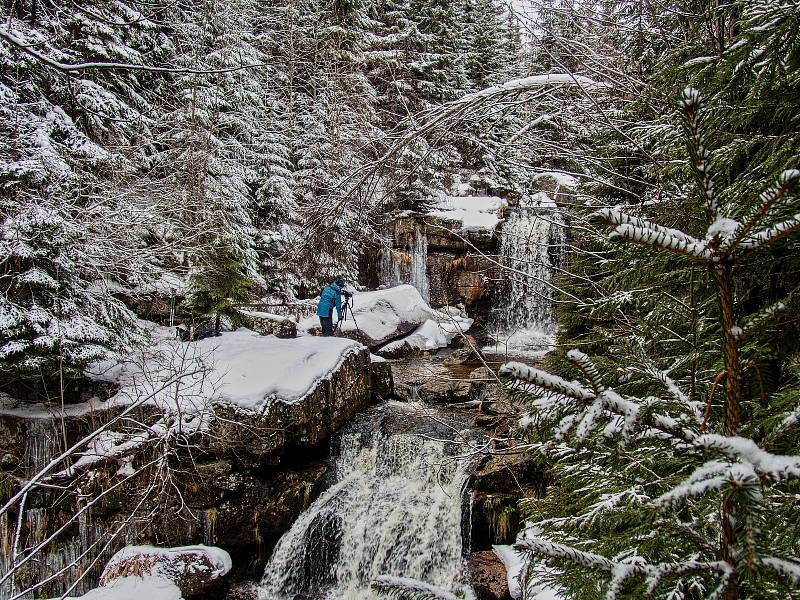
[409,226,430,304]
[488,195,565,355]
[259,405,471,600]
[379,222,430,304]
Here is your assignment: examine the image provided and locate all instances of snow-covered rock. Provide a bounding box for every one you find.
[14,327,377,471]
[235,309,297,338]
[92,329,364,413]
[428,194,508,232]
[100,545,231,598]
[300,285,439,348]
[378,308,473,358]
[54,576,183,600]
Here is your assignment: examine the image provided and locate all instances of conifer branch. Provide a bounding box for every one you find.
[737,213,800,253]
[0,26,268,74]
[680,88,719,222]
[741,300,788,338]
[608,224,713,261]
[591,208,698,244]
[722,170,800,258]
[517,536,733,586]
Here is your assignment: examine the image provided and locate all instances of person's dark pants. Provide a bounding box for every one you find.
[320,312,334,336]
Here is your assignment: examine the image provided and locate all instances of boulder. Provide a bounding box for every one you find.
[394,377,473,404]
[370,359,394,401]
[204,345,373,465]
[99,545,232,598]
[443,337,485,366]
[468,551,512,600]
[235,310,297,338]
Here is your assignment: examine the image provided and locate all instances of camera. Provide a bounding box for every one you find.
[342,290,353,299]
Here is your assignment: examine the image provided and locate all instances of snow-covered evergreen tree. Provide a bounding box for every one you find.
[506,65,800,600]
[0,203,136,379]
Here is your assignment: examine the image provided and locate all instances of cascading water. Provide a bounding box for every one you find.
[488,194,565,355]
[259,404,472,600]
[379,223,430,303]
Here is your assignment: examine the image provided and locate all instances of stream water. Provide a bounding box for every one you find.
[258,402,476,600]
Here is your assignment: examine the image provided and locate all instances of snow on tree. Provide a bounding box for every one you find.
[0,203,137,380]
[503,89,800,599]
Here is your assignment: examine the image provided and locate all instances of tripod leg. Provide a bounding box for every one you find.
[348,304,360,332]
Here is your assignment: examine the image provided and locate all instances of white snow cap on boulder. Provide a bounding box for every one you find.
[55,576,183,600]
[378,306,473,357]
[99,544,232,598]
[300,284,438,346]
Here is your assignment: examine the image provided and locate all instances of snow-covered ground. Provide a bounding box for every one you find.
[55,576,184,600]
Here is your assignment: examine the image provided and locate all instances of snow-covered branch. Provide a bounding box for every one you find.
[371,575,461,600]
[0,26,267,74]
[518,535,734,598]
[608,224,713,261]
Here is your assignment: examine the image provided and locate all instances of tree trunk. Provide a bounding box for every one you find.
[715,261,741,600]
[716,262,742,436]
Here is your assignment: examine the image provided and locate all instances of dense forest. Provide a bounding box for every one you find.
[1,0,800,599]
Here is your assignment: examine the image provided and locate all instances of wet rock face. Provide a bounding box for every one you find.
[203,347,374,465]
[470,451,549,550]
[468,551,512,600]
[370,361,394,402]
[363,215,499,327]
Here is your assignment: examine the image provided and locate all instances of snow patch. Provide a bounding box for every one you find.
[52,576,183,600]
[428,194,508,232]
[533,171,579,189]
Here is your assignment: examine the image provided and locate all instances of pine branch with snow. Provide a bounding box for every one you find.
[371,576,461,600]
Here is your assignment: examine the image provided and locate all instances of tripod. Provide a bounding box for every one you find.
[333,296,360,335]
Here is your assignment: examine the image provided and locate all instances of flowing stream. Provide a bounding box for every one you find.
[258,403,473,600]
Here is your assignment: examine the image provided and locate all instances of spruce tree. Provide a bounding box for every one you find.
[0,204,136,381]
[506,88,800,600]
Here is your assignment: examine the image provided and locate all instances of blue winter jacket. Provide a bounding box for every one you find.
[316,283,343,319]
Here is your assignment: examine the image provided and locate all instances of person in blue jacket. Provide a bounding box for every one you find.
[317,279,349,336]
